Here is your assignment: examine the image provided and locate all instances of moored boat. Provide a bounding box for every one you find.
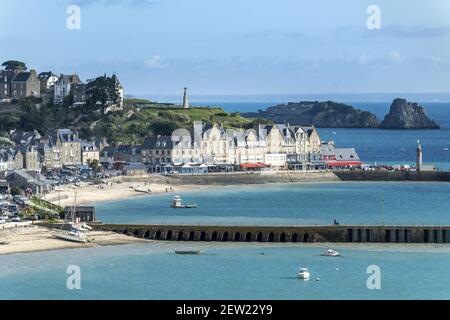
[171,196,197,209]
[322,249,341,257]
[175,249,202,255]
[298,267,310,280]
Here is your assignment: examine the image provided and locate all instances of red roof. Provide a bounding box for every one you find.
[240,163,269,168]
[326,161,362,167]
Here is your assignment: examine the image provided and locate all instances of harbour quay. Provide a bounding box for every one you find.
[92,224,450,244]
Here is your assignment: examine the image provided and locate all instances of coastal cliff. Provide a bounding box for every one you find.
[379,98,440,129]
[242,101,379,128]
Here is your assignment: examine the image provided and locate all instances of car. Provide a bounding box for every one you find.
[0,218,6,224]
[11,216,21,222]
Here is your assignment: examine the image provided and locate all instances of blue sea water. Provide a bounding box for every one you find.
[96,182,450,226]
[1,242,450,299]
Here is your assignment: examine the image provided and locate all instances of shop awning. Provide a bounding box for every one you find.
[240,163,269,168]
[326,161,362,167]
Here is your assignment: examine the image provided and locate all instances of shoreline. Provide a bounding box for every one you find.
[45,171,340,206]
[0,224,147,256]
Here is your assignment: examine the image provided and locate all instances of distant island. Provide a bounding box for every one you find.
[242,99,440,129]
[242,101,379,128]
[380,98,440,129]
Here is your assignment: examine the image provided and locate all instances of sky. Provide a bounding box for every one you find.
[1,0,450,96]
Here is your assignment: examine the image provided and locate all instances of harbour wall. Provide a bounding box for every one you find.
[121,171,340,185]
[334,171,450,182]
[93,224,450,243]
[118,170,450,186]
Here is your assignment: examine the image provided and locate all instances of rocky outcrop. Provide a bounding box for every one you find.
[242,101,380,128]
[379,99,440,129]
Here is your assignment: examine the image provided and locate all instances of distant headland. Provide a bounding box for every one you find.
[242,98,440,129]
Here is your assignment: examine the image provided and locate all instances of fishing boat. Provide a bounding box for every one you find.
[175,249,202,255]
[322,249,341,257]
[170,196,197,209]
[298,267,310,280]
[443,147,449,151]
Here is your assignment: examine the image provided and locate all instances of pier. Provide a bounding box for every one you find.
[92,224,450,243]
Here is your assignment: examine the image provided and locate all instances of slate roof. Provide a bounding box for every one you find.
[142,136,173,149]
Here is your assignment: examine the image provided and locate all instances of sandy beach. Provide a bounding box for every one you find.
[43,176,207,206]
[0,223,146,256]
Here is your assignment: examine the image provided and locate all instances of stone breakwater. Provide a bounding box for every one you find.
[93,224,450,243]
[334,171,450,182]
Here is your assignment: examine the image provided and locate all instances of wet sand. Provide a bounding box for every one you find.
[0,224,147,256]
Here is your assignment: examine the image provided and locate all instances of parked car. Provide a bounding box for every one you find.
[11,216,21,222]
[0,218,6,224]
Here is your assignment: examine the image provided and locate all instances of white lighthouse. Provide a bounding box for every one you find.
[416,139,423,170]
[182,87,189,109]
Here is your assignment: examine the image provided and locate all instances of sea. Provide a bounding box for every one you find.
[2,95,450,300]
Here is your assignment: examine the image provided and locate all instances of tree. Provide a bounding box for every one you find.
[85,75,121,115]
[10,187,24,196]
[88,159,102,173]
[2,60,27,71]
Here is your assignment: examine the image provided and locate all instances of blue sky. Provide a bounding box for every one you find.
[1,0,450,95]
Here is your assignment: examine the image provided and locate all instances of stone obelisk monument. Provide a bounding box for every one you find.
[183,87,189,109]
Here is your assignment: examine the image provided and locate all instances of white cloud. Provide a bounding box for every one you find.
[144,55,168,69]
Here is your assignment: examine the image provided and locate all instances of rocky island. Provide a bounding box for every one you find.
[379,98,440,129]
[242,101,380,128]
[242,99,440,129]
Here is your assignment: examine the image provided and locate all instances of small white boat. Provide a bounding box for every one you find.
[443,147,449,151]
[298,267,310,280]
[175,249,202,255]
[56,230,87,243]
[171,196,197,209]
[322,249,341,257]
[132,185,151,193]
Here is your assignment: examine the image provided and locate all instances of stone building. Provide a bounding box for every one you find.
[81,141,100,165]
[10,70,40,98]
[54,74,82,104]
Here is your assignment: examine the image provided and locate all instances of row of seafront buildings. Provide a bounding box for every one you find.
[0,65,123,109]
[103,121,361,173]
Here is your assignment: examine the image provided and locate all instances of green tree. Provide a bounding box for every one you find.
[2,60,27,71]
[10,187,24,196]
[88,159,102,173]
[86,75,120,115]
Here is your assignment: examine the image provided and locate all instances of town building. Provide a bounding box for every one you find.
[319,141,362,168]
[81,141,100,165]
[10,70,40,98]
[113,145,142,163]
[38,71,59,90]
[53,74,82,104]
[37,129,82,169]
[141,136,173,165]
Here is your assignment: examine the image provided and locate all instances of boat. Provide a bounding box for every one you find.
[175,249,202,255]
[170,196,197,209]
[443,147,449,151]
[55,190,88,244]
[322,249,341,257]
[56,230,87,243]
[298,267,310,280]
[132,185,151,193]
